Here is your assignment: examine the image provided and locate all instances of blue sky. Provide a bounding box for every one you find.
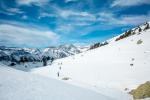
[0,0,150,48]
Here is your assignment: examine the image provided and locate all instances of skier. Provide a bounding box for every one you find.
[51,57,54,63]
[42,56,47,66]
[57,72,59,77]
[59,66,61,70]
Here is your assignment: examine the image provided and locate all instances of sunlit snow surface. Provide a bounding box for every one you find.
[32,28,150,100]
[1,23,150,100]
[0,64,113,100]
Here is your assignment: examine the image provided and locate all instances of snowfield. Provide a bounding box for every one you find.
[0,64,113,100]
[0,23,150,100]
[32,26,150,99]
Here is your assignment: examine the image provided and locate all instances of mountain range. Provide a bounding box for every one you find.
[0,44,88,70]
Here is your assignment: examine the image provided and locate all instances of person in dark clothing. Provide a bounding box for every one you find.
[42,56,47,66]
[57,72,59,77]
[59,66,61,70]
[51,57,54,62]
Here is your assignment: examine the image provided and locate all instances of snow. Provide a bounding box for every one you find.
[31,27,150,99]
[0,64,113,100]
[1,22,150,100]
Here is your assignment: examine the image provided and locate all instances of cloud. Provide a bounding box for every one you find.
[78,12,150,36]
[58,10,94,19]
[16,0,49,6]
[22,15,28,20]
[118,14,150,25]
[111,0,150,7]
[97,12,150,26]
[53,10,96,35]
[65,0,78,3]
[6,8,24,14]
[0,2,24,16]
[38,12,57,19]
[40,7,96,22]
[38,4,150,36]
[56,9,96,26]
[52,8,150,36]
[40,8,97,35]
[0,22,59,47]
[56,24,74,34]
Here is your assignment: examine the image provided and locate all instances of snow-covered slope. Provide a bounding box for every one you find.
[32,22,150,99]
[0,64,113,100]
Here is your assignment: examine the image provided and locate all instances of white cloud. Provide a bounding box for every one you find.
[75,11,150,36]
[58,10,96,25]
[56,24,74,34]
[37,4,96,26]
[6,8,24,14]
[0,6,24,16]
[16,0,49,6]
[38,12,57,19]
[58,10,94,19]
[40,8,96,22]
[53,10,97,35]
[0,10,14,16]
[54,10,150,35]
[118,14,150,25]
[0,23,59,47]
[111,0,150,7]
[97,12,150,26]
[65,0,78,3]
[22,15,28,20]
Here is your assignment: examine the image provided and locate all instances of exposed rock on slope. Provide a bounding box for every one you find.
[130,81,150,99]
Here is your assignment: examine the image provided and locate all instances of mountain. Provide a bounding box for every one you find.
[0,47,42,63]
[43,44,82,59]
[0,44,84,70]
[89,22,150,50]
[32,22,150,100]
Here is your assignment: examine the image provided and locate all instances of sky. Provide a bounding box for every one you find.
[0,0,150,48]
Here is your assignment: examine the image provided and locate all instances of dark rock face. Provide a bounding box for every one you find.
[115,30,134,41]
[90,41,108,50]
